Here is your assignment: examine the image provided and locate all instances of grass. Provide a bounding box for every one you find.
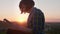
[0,32,6,34]
[0,31,6,34]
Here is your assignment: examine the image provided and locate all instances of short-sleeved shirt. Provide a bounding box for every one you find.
[27,7,45,34]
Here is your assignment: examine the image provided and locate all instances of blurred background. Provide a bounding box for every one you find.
[0,0,60,34]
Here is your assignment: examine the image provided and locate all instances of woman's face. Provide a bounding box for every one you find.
[20,4,27,14]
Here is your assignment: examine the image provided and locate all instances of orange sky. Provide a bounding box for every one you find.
[0,0,60,22]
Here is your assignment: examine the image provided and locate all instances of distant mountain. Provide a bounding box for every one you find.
[45,22,60,31]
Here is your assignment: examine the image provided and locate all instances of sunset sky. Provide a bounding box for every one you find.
[0,0,60,22]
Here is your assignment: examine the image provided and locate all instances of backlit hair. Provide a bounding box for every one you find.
[19,0,35,11]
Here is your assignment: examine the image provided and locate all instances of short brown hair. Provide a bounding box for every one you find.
[19,0,35,11]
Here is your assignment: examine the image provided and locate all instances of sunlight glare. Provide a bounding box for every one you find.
[17,13,29,23]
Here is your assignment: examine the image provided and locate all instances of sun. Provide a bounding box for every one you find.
[17,13,29,23]
[19,17,25,22]
[18,15,27,23]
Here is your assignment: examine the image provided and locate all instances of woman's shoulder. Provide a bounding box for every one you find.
[34,7,44,15]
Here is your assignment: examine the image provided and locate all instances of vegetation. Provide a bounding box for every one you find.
[0,31,6,34]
